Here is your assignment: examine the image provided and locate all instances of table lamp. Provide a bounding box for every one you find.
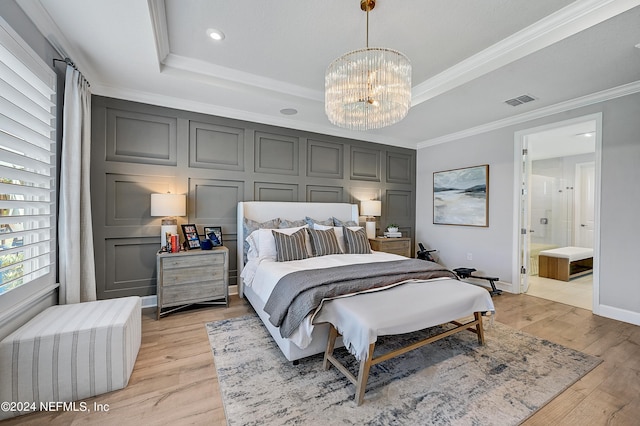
[151,193,186,250]
[360,200,381,239]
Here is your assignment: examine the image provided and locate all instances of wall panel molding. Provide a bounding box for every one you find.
[92,95,416,299]
[106,108,177,165]
[254,182,299,202]
[104,238,158,298]
[254,131,299,175]
[387,152,414,184]
[307,139,343,179]
[189,121,244,171]
[351,146,381,182]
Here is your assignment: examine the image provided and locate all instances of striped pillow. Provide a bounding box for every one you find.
[343,227,371,254]
[272,228,310,262]
[307,228,342,256]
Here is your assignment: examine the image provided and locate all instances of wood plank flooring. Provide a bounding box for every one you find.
[3,293,639,425]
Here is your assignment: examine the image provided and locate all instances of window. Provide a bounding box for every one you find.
[0,18,56,308]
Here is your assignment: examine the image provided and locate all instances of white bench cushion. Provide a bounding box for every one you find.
[539,246,593,262]
[0,296,141,419]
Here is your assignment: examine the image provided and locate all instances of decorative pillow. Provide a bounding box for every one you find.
[243,217,280,262]
[250,225,309,260]
[333,217,358,227]
[306,228,342,256]
[313,223,345,253]
[304,216,334,228]
[279,218,307,228]
[272,228,310,262]
[343,226,371,254]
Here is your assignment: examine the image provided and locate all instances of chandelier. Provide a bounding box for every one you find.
[325,0,411,131]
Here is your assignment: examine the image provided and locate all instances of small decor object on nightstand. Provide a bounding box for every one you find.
[385,224,401,238]
[204,226,223,247]
[181,224,201,249]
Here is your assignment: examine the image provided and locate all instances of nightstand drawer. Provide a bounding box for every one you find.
[369,237,412,257]
[161,265,225,286]
[162,280,226,306]
[162,253,225,270]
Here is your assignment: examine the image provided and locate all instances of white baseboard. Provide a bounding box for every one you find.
[141,295,157,308]
[595,304,640,327]
[461,278,515,294]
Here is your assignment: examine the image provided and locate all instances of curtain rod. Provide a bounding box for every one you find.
[53,57,90,87]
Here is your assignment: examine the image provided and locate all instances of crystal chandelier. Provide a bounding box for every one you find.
[325,0,411,131]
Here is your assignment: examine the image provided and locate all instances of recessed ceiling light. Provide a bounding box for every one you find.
[206,28,225,41]
[280,108,298,116]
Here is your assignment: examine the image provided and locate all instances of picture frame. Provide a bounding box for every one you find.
[433,164,489,227]
[204,226,223,247]
[181,224,201,249]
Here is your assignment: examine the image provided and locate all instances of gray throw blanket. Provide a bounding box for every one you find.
[263,259,458,338]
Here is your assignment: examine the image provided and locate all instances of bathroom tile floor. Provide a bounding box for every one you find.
[526,273,593,310]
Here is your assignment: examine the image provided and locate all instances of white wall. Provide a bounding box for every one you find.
[416,92,640,325]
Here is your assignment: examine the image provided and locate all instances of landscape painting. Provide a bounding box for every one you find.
[433,165,489,226]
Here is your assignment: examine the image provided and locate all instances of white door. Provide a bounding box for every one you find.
[575,162,595,248]
[519,143,531,292]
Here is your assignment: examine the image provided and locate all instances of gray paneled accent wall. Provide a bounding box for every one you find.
[91,96,416,299]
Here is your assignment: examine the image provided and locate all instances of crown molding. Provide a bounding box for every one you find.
[417,80,640,149]
[411,0,640,106]
[161,54,324,102]
[147,0,169,67]
[15,0,98,81]
[90,82,417,149]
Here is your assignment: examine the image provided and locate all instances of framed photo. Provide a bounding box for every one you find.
[433,164,489,227]
[204,226,223,247]
[181,224,201,249]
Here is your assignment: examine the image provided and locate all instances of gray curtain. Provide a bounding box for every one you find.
[58,64,96,304]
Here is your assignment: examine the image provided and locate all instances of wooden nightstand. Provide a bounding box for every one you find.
[369,237,412,257]
[156,246,229,319]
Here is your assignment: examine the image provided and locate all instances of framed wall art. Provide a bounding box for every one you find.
[433,164,489,227]
[181,224,201,249]
[204,226,223,247]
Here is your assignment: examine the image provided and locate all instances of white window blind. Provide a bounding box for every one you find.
[0,17,56,305]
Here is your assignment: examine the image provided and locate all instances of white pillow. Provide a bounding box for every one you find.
[312,223,363,254]
[248,225,311,260]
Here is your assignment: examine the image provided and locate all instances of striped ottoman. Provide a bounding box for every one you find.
[0,296,141,419]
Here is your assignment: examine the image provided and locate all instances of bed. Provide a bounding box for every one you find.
[237,201,495,404]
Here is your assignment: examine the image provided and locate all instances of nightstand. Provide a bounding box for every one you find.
[156,246,229,319]
[369,237,412,257]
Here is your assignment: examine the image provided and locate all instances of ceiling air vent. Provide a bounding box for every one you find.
[505,94,537,107]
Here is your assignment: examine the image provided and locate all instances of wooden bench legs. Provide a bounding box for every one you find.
[323,312,485,405]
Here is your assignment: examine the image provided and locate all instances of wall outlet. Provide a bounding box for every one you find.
[467,253,473,261]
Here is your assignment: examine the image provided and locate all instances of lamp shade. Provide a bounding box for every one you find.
[361,200,381,217]
[150,193,186,217]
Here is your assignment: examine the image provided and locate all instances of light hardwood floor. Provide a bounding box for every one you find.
[3,293,639,425]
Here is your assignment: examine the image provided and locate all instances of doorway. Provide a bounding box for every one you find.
[514,114,601,310]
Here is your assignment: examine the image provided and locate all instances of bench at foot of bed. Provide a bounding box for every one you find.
[322,312,485,406]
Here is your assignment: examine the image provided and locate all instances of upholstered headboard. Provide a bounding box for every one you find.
[236,201,359,297]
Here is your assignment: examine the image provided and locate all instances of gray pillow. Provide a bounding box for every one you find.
[307,228,341,256]
[343,227,371,254]
[243,217,280,262]
[333,217,358,227]
[272,228,309,262]
[304,216,334,227]
[279,218,307,228]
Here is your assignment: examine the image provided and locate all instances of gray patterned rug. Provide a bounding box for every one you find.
[206,314,601,425]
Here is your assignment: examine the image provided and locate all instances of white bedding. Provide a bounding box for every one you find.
[242,251,407,301]
[314,278,495,360]
[241,251,494,358]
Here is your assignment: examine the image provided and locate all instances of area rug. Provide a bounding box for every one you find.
[206,314,601,425]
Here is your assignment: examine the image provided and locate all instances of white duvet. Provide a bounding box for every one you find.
[241,252,495,360]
